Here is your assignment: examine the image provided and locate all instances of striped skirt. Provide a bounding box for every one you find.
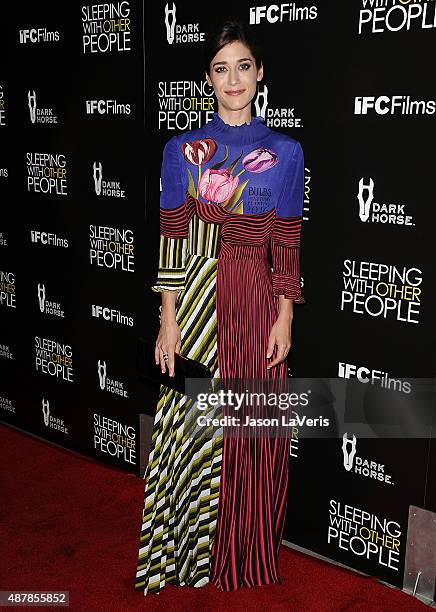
[135,253,222,594]
[135,240,290,594]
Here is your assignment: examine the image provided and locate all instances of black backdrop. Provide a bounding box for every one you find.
[1,1,435,602]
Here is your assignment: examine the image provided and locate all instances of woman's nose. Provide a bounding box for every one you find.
[228,68,240,85]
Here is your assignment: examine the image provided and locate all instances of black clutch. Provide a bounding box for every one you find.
[136,337,212,396]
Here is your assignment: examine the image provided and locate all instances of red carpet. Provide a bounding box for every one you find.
[0,423,429,611]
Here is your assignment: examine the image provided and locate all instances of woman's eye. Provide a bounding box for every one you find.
[215,63,251,73]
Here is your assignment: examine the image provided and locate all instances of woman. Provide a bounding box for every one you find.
[135,19,305,595]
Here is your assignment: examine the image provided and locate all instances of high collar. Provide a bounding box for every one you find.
[203,111,270,145]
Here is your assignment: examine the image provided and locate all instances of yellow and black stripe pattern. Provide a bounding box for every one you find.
[151,235,188,292]
[135,213,222,595]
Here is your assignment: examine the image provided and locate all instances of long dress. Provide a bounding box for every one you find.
[135,111,305,595]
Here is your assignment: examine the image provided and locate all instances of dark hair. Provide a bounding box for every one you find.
[203,19,263,77]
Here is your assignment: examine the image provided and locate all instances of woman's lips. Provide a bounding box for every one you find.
[225,89,245,96]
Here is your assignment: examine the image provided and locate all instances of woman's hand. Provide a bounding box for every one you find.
[155,291,182,376]
[266,314,293,369]
[155,318,181,377]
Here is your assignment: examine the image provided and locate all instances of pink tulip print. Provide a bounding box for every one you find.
[198,168,239,204]
[181,138,279,212]
[242,148,278,173]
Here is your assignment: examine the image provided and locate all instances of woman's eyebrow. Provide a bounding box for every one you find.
[212,58,253,67]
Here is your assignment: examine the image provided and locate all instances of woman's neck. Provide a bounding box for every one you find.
[217,106,252,127]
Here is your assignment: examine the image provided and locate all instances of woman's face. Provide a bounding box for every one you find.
[205,40,263,115]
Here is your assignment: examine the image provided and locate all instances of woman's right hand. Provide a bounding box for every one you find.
[155,318,181,377]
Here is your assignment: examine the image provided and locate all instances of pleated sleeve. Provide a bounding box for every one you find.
[151,135,189,293]
[270,140,306,304]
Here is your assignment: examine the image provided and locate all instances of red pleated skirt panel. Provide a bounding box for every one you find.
[210,241,290,591]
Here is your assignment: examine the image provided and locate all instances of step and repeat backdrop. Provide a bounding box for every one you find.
[1,0,435,602]
[0,2,154,475]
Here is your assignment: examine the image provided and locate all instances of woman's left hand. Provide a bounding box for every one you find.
[266,315,292,369]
